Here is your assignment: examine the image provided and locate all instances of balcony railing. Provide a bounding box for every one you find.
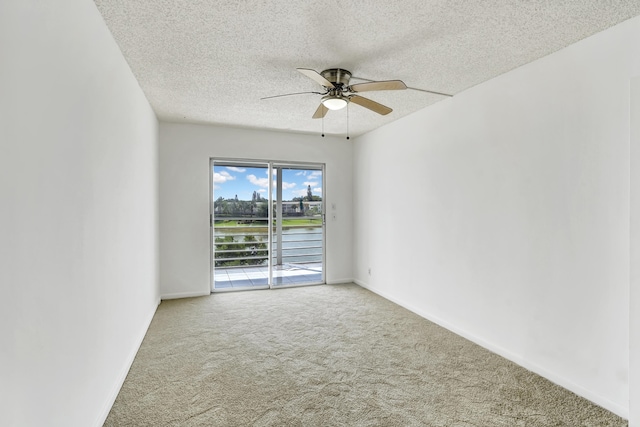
[213,218,323,269]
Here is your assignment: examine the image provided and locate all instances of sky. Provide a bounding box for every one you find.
[212,165,323,201]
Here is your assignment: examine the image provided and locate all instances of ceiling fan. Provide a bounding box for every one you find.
[262,68,452,138]
[262,68,408,119]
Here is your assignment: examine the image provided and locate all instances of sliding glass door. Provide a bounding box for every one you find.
[211,161,271,289]
[271,164,324,287]
[211,160,324,291]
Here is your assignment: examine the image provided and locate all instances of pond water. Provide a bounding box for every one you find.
[214,227,323,264]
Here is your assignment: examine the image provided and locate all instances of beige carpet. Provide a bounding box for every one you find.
[105,284,627,426]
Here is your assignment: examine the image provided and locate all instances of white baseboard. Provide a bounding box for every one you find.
[352,278,367,287]
[95,297,160,426]
[326,278,355,285]
[161,290,211,300]
[355,280,628,420]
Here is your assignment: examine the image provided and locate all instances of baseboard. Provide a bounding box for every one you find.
[352,278,367,287]
[355,281,628,419]
[95,297,160,426]
[161,290,211,300]
[326,278,355,285]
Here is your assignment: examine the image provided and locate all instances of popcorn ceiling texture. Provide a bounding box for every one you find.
[94,0,640,137]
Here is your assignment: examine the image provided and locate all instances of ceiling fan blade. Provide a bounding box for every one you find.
[312,103,328,119]
[349,80,407,92]
[261,91,324,100]
[349,95,392,115]
[297,68,335,88]
[352,75,453,97]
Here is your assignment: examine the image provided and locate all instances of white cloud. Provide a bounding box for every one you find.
[313,188,322,195]
[309,171,322,178]
[226,166,246,172]
[213,170,234,183]
[248,174,295,191]
[303,181,318,187]
[257,189,266,194]
[247,174,269,188]
[291,189,308,198]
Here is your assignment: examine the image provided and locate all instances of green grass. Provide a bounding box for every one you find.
[282,218,322,226]
[214,218,322,227]
[214,220,254,227]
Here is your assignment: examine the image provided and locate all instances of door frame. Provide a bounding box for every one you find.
[209,157,326,291]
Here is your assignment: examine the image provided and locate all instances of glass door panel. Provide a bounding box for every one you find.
[271,165,324,286]
[212,162,270,290]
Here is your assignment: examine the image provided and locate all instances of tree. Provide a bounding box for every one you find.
[214,234,268,267]
[243,235,268,265]
[214,235,240,266]
[307,185,312,201]
[214,196,227,215]
[257,202,268,218]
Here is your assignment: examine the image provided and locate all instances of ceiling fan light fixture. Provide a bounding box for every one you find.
[321,95,348,110]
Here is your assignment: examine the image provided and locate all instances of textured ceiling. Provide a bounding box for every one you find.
[94,0,640,137]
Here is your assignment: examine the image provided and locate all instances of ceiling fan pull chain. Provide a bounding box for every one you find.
[346,103,350,140]
[321,113,325,137]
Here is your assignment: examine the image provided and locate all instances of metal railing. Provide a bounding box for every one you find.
[213,219,322,268]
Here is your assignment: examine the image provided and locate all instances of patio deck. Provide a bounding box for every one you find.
[213,262,323,290]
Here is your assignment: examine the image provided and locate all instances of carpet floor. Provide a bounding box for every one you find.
[105,284,627,426]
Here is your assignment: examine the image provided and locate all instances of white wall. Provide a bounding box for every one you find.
[353,16,640,418]
[159,123,353,298]
[631,75,640,426]
[0,1,159,426]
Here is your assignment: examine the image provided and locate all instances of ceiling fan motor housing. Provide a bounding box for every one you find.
[321,68,352,87]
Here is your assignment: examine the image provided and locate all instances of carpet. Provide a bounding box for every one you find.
[105,284,627,426]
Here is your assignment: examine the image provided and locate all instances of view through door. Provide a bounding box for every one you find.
[211,160,325,291]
